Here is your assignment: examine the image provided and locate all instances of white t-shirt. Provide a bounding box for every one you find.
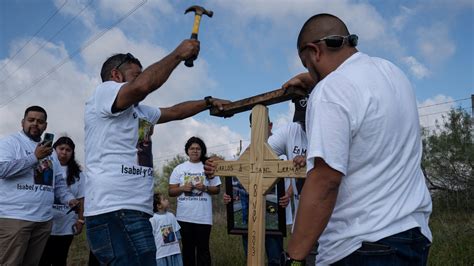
[169,161,221,225]
[84,81,161,216]
[305,52,432,265]
[269,122,307,215]
[149,212,181,259]
[0,131,75,222]
[51,168,85,235]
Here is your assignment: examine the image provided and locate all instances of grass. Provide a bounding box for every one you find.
[68,196,473,265]
[427,209,474,265]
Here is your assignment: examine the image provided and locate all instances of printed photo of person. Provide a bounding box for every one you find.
[34,159,53,186]
[137,119,154,167]
[184,175,204,196]
[161,225,176,244]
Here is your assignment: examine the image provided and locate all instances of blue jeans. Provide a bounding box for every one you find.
[86,210,156,266]
[332,227,431,266]
[242,234,283,266]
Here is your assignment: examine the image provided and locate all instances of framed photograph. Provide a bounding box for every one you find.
[225,176,287,236]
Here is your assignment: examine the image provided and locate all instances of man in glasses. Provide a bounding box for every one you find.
[84,39,229,265]
[281,13,432,265]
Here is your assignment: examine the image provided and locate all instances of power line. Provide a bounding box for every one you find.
[419,106,471,117]
[0,0,68,73]
[0,0,148,108]
[0,0,92,85]
[417,97,470,109]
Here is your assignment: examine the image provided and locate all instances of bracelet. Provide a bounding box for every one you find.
[204,186,209,193]
[281,252,305,266]
[77,219,85,224]
[204,96,213,109]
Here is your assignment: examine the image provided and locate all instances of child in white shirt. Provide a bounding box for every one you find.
[149,193,183,266]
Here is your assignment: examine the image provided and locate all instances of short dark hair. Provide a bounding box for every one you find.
[184,136,208,163]
[153,192,163,212]
[297,13,350,51]
[100,53,142,82]
[24,106,47,120]
[249,113,271,127]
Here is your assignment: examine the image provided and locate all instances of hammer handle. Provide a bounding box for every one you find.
[191,15,202,35]
[185,15,202,67]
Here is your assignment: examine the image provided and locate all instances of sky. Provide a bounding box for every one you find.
[1,0,473,170]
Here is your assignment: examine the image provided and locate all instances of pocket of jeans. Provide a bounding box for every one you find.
[122,212,155,253]
[87,224,114,264]
[355,242,396,256]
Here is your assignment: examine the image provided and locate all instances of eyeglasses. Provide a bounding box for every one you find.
[299,34,358,53]
[115,53,136,70]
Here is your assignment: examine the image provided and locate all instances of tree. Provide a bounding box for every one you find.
[154,155,187,194]
[422,108,473,210]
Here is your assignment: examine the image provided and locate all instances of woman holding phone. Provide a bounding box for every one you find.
[39,136,85,266]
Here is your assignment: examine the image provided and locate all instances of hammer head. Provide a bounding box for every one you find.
[185,5,213,17]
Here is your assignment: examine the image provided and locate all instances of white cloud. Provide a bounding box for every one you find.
[208,0,386,41]
[53,0,96,32]
[206,0,402,77]
[97,0,174,18]
[392,6,415,31]
[416,23,456,65]
[402,56,430,79]
[273,101,293,129]
[418,94,455,130]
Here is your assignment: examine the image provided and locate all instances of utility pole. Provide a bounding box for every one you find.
[471,94,473,117]
[471,94,474,130]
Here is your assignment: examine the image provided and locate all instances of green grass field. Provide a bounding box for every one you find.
[67,201,473,265]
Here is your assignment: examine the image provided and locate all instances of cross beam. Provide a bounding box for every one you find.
[210,86,307,118]
[214,105,306,265]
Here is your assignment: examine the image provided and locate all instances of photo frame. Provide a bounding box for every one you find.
[225,176,287,236]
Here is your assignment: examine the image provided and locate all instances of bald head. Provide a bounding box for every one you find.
[297,13,350,51]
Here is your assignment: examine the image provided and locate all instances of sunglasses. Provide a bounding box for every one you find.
[299,34,358,53]
[115,53,136,70]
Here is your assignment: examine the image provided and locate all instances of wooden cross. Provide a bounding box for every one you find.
[210,86,307,265]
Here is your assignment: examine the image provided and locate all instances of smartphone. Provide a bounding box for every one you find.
[66,205,79,214]
[42,133,54,147]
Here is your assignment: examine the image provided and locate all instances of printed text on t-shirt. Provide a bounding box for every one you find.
[121,164,153,177]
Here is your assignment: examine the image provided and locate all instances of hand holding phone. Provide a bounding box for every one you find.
[42,133,54,147]
[35,133,54,160]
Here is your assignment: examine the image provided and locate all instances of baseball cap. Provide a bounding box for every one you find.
[292,96,307,122]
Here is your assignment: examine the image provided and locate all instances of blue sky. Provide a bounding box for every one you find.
[0,0,473,169]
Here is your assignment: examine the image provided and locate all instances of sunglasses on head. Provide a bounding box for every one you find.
[115,53,136,70]
[299,34,358,53]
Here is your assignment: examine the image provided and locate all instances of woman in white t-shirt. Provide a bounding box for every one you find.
[168,137,221,266]
[39,137,85,266]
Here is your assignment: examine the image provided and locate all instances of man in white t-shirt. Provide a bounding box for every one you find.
[271,97,308,212]
[0,106,78,266]
[84,40,229,265]
[282,14,432,265]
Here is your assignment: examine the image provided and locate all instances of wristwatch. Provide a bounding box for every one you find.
[280,252,305,266]
[204,96,213,109]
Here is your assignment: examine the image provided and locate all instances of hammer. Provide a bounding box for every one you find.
[184,5,213,67]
